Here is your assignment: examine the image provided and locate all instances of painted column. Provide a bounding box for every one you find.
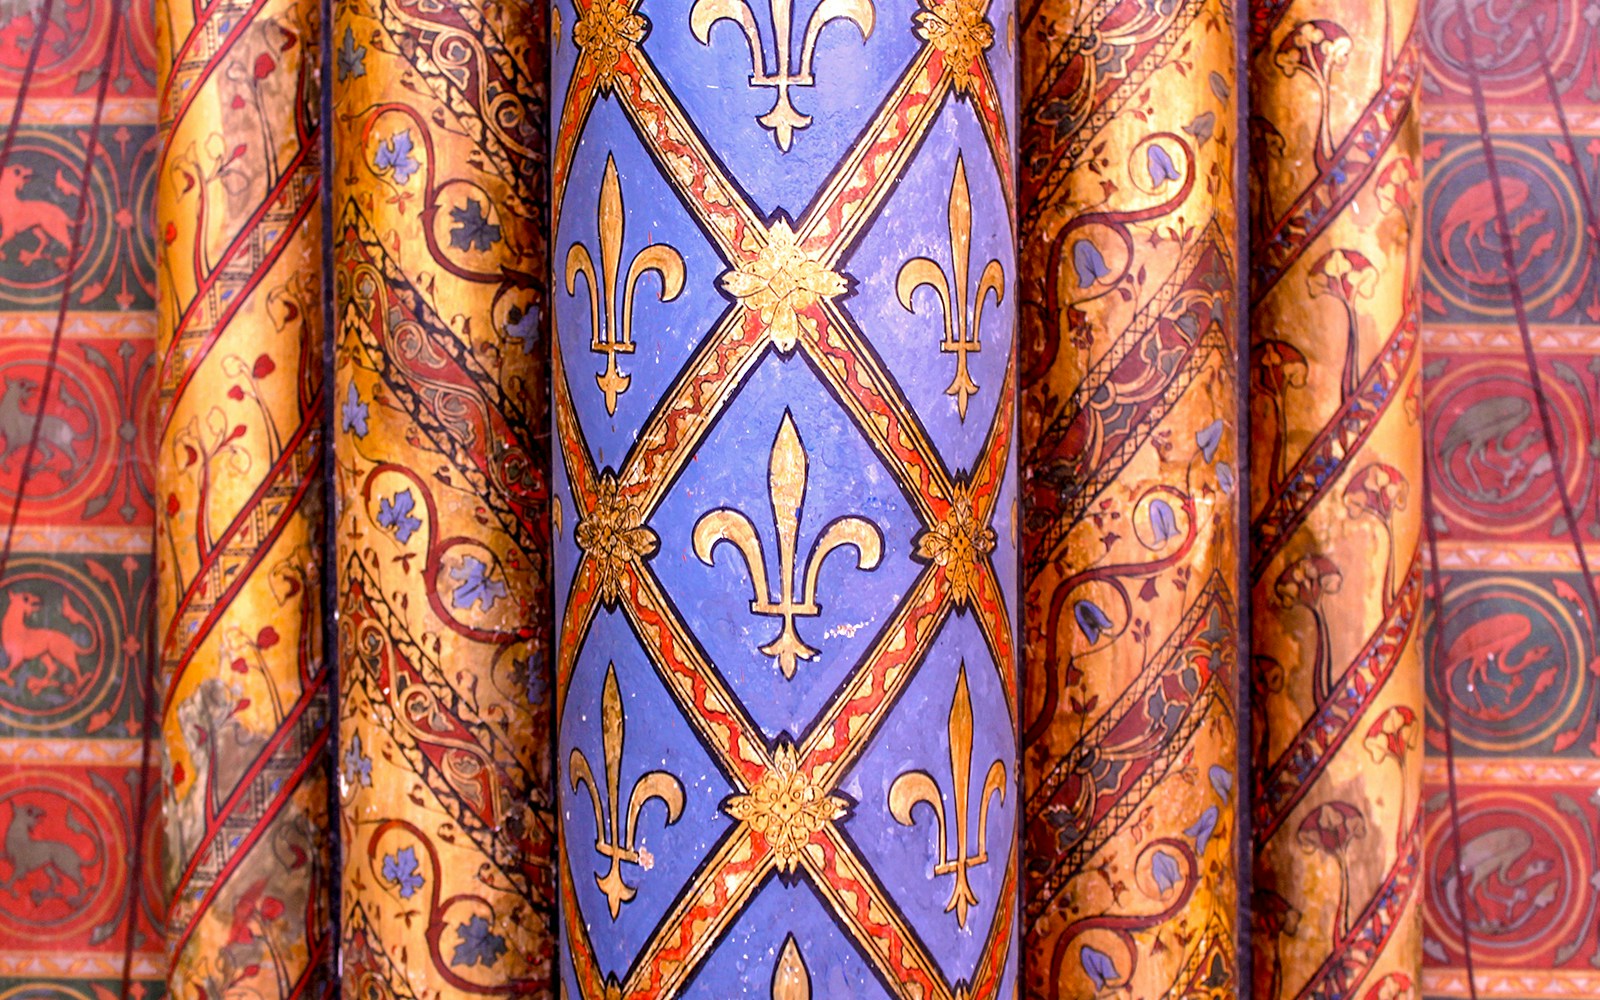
[550,0,1019,995]
[330,0,555,994]
[1018,0,1243,996]
[1246,0,1424,997]
[155,0,331,995]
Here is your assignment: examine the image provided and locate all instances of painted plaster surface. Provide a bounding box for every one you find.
[1019,0,1243,995]
[330,0,557,994]
[550,1,1021,996]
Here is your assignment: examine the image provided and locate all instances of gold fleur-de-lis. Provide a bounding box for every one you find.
[889,662,1006,928]
[897,154,1004,420]
[566,154,686,415]
[569,663,686,919]
[772,935,810,1000]
[693,411,882,679]
[690,0,876,151]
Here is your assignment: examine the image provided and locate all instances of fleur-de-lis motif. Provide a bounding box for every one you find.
[569,662,686,919]
[772,935,810,1000]
[566,154,686,415]
[889,662,1006,928]
[690,0,876,151]
[897,154,1004,420]
[693,411,882,679]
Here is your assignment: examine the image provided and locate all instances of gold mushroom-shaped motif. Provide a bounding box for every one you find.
[1274,553,1344,705]
[1343,462,1410,605]
[1307,248,1378,402]
[1297,800,1367,939]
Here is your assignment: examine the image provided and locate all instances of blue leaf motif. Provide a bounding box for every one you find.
[1185,805,1219,856]
[1209,765,1233,801]
[1148,144,1181,185]
[337,25,367,81]
[1075,600,1114,643]
[1217,461,1236,494]
[1196,419,1223,463]
[342,733,372,789]
[1148,498,1179,544]
[381,846,423,899]
[1072,240,1110,289]
[377,489,422,544]
[451,915,507,968]
[340,381,369,438]
[505,305,540,355]
[450,198,502,252]
[374,130,420,184]
[1081,945,1120,991]
[1150,849,1182,895]
[451,555,508,611]
[1183,112,1216,147]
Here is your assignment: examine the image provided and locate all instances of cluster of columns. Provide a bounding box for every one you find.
[150,0,1423,997]
[155,0,554,994]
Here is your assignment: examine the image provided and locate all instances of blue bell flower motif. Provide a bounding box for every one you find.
[1075,600,1115,643]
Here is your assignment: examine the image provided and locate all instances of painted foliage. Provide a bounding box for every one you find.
[154,0,332,993]
[1018,0,1243,995]
[1247,0,1426,997]
[0,0,165,997]
[550,0,1020,996]
[330,0,556,994]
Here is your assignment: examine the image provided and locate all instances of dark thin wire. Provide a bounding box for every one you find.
[1457,0,1600,638]
[1531,0,1600,737]
[1233,2,1255,993]
[1442,5,1600,997]
[0,0,122,591]
[0,2,139,989]
[1422,461,1480,1000]
[0,0,58,179]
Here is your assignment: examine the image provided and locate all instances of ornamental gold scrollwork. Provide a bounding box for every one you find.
[575,472,659,607]
[897,153,1004,421]
[689,0,876,151]
[566,154,687,416]
[693,411,882,679]
[572,0,648,91]
[889,662,1006,928]
[914,486,996,606]
[569,662,686,919]
[719,220,846,352]
[913,0,994,94]
[723,742,848,871]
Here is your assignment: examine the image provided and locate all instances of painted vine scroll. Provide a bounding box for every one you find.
[1020,0,1243,995]
[331,0,556,994]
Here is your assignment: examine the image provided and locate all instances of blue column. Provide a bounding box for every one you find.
[550,1,1019,995]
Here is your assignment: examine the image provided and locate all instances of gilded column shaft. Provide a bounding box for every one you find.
[330,0,556,994]
[154,0,331,995]
[550,0,1020,995]
[1246,0,1425,997]
[1019,0,1243,996]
